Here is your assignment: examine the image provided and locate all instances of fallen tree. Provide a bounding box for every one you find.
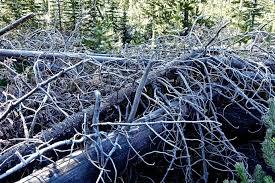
[0,49,124,63]
[0,56,176,180]
[0,24,275,182]
[16,121,169,183]
[0,49,260,179]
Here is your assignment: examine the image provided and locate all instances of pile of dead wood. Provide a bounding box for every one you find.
[0,21,275,182]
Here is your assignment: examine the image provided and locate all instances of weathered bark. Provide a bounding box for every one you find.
[16,123,167,183]
[0,13,35,36]
[0,49,123,63]
[16,89,269,183]
[0,52,271,177]
[0,51,273,181]
[0,66,173,179]
[0,84,136,177]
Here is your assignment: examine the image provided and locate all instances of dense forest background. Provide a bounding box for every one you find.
[0,0,274,52]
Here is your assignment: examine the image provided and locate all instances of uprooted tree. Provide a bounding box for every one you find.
[0,22,274,182]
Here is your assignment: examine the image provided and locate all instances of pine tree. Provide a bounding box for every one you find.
[231,0,264,31]
[142,0,206,36]
[262,99,275,172]
[49,0,63,30]
[63,0,82,30]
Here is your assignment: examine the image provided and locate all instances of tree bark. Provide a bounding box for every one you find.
[16,123,167,183]
[0,65,174,180]
[0,49,123,63]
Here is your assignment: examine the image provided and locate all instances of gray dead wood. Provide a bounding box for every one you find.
[0,83,136,176]
[16,123,167,183]
[0,65,173,179]
[16,102,176,182]
[0,53,269,176]
[1,52,272,181]
[0,13,35,36]
[0,49,124,63]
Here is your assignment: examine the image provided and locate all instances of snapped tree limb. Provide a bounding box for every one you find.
[0,13,35,36]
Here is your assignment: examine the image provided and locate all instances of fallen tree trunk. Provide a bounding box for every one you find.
[0,53,270,178]
[0,49,124,63]
[16,123,167,183]
[0,84,136,178]
[1,51,273,181]
[15,92,268,183]
[0,64,172,179]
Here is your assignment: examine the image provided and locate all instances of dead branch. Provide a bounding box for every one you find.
[0,13,35,36]
[16,123,168,183]
[0,59,88,121]
[0,51,271,181]
[0,64,174,179]
[127,61,154,123]
[0,26,274,183]
[204,21,230,50]
[0,49,124,63]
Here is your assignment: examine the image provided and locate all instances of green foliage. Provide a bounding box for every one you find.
[50,0,63,30]
[253,165,266,183]
[63,0,82,30]
[252,164,274,183]
[263,176,274,183]
[262,99,275,172]
[82,20,116,52]
[235,162,251,183]
[230,0,269,32]
[0,0,47,28]
[0,0,274,51]
[225,163,274,183]
[142,0,203,35]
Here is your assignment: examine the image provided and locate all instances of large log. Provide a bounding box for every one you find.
[0,49,124,63]
[0,63,175,180]
[0,52,270,177]
[0,83,136,178]
[16,99,270,183]
[17,123,167,183]
[1,51,272,181]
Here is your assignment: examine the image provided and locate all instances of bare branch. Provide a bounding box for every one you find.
[0,13,35,36]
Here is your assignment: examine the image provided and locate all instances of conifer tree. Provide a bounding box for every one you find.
[231,0,264,31]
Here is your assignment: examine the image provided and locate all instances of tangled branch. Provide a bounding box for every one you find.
[0,23,274,182]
